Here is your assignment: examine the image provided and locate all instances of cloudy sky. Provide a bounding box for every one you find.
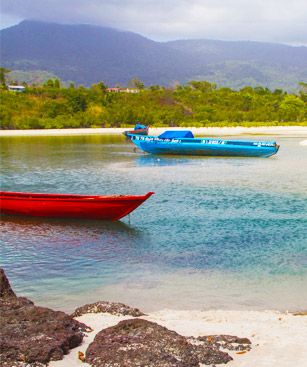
[1,0,307,45]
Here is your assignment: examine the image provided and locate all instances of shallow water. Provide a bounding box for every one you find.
[1,134,307,312]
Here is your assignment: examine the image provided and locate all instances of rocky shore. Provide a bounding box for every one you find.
[84,317,249,366]
[1,269,252,366]
[72,301,145,318]
[2,269,307,367]
[0,269,90,366]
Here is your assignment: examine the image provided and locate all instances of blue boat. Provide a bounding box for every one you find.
[127,130,279,157]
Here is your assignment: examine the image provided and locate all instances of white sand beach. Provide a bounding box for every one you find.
[49,309,307,367]
[1,126,307,137]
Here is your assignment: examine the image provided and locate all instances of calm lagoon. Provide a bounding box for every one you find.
[1,134,307,312]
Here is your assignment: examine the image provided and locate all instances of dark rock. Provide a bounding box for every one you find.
[195,335,252,352]
[196,334,251,345]
[85,318,233,367]
[0,268,90,366]
[72,300,145,317]
[1,362,46,367]
[0,268,16,298]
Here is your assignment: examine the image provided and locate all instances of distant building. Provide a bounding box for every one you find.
[106,87,121,93]
[8,85,26,92]
[107,87,139,94]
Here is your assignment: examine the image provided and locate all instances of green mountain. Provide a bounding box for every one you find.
[167,39,307,90]
[1,20,306,90]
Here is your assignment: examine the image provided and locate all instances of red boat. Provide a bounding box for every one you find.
[0,191,154,221]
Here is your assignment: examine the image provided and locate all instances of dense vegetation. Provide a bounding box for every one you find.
[0,80,306,129]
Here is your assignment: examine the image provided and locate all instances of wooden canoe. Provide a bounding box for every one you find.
[0,191,154,221]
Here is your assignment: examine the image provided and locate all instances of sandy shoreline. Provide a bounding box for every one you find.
[1,126,307,136]
[49,309,307,367]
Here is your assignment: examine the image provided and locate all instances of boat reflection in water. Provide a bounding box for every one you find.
[0,213,137,232]
[136,155,193,167]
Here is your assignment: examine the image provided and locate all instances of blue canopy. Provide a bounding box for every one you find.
[158,130,194,139]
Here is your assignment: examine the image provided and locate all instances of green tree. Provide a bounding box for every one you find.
[128,78,145,90]
[44,79,55,88]
[54,79,61,88]
[279,95,305,121]
[188,81,216,93]
[0,67,10,88]
[98,81,107,92]
[67,89,88,113]
[298,82,307,102]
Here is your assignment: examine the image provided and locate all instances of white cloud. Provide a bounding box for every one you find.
[1,0,307,44]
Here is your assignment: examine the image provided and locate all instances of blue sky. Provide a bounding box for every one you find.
[1,0,307,45]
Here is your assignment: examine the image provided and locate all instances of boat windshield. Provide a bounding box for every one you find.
[158,130,194,139]
[135,124,147,130]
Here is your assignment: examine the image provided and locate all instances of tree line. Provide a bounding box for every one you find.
[0,76,306,129]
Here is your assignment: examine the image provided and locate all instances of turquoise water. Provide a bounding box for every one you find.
[1,135,307,312]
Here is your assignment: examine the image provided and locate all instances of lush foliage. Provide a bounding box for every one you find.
[1,80,306,129]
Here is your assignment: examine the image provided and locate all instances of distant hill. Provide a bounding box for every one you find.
[7,70,58,85]
[1,20,306,90]
[167,39,307,90]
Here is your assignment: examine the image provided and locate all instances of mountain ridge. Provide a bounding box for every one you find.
[1,20,306,90]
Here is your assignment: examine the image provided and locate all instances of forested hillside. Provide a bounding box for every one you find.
[1,20,306,91]
[1,80,306,129]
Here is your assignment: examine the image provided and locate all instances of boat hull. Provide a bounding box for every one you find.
[0,191,154,221]
[128,135,279,158]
